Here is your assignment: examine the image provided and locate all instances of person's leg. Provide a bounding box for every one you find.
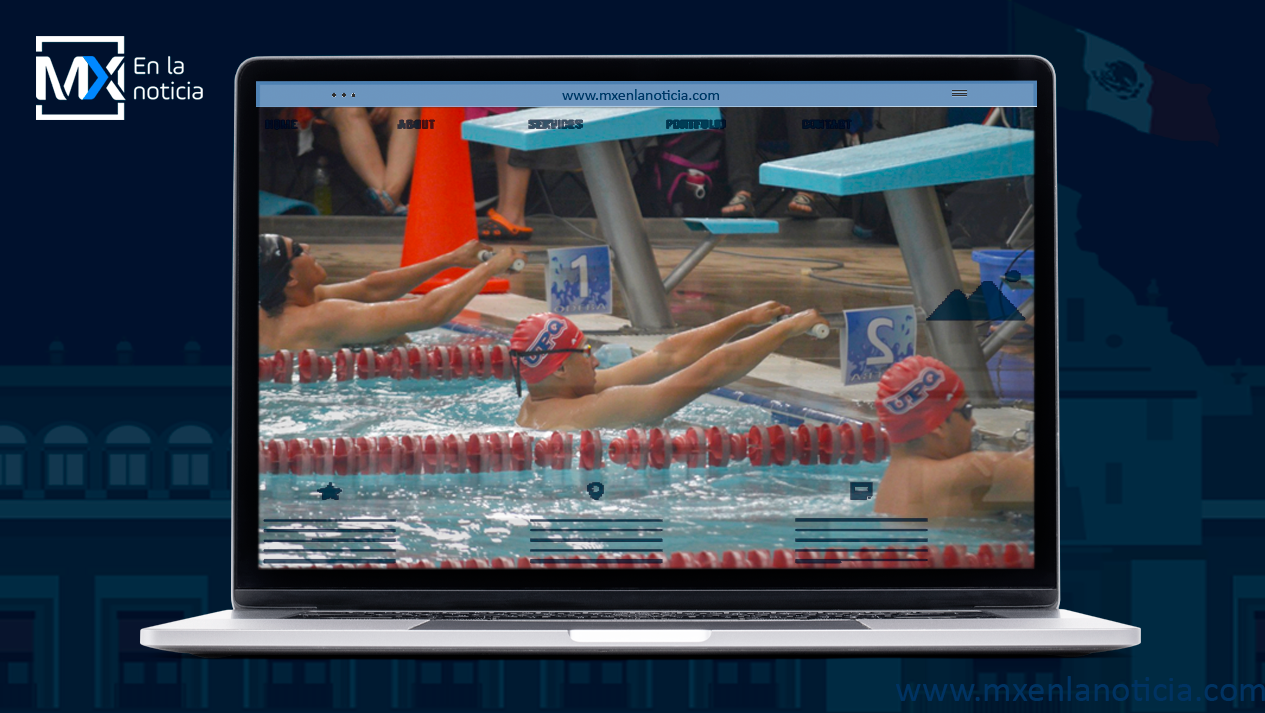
[723,107,759,195]
[493,145,531,226]
[478,146,533,239]
[322,107,386,192]
[493,145,509,209]
[785,108,823,217]
[785,107,821,158]
[721,107,760,215]
[383,107,420,204]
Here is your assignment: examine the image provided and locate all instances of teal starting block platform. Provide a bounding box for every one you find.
[663,218,781,292]
[462,107,723,151]
[461,106,726,330]
[759,124,1037,405]
[258,190,317,216]
[760,124,1034,196]
[683,218,780,234]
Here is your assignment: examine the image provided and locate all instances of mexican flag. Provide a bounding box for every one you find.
[1012,3,1219,145]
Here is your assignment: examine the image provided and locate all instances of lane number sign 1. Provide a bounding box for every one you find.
[547,246,613,315]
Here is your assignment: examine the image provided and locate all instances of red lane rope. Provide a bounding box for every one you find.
[259,543,1034,570]
[259,344,512,384]
[260,424,889,476]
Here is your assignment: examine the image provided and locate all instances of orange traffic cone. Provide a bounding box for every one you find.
[401,107,508,294]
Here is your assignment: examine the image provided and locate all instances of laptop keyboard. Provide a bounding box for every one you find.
[289,610,998,620]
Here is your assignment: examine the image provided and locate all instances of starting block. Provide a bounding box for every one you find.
[683,218,779,234]
[760,124,1035,405]
[663,218,781,292]
[464,107,722,330]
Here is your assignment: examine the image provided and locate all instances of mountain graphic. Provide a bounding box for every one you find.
[927,282,1025,321]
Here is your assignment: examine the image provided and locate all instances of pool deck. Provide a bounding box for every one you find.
[280,216,1034,441]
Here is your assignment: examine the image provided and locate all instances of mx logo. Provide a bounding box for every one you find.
[36,36,125,120]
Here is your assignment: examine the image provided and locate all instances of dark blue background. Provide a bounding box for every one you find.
[17,1,1254,367]
[11,1,1264,710]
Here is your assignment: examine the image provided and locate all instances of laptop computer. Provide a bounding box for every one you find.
[141,55,1139,655]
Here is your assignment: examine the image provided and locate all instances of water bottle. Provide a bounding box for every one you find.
[595,343,634,368]
[1012,420,1035,448]
[313,156,333,215]
[772,314,830,340]
[685,169,708,200]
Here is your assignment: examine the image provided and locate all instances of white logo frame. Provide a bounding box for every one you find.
[35,36,125,121]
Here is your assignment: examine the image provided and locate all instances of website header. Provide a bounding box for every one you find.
[255,81,1036,107]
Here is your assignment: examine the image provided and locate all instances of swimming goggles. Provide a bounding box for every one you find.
[508,344,593,397]
[260,237,304,304]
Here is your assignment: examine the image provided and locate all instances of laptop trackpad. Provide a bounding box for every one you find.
[414,621,868,643]
[570,629,711,643]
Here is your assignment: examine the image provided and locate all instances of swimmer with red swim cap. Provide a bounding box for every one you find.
[258,234,524,353]
[873,355,1034,519]
[511,303,828,430]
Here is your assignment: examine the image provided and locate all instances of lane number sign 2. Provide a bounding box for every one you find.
[840,305,916,385]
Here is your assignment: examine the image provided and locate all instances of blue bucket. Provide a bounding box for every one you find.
[972,249,1034,318]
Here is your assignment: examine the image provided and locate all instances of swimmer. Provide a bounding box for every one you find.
[511,303,828,430]
[258,234,525,352]
[872,356,1034,519]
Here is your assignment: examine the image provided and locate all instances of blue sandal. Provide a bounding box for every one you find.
[365,188,402,216]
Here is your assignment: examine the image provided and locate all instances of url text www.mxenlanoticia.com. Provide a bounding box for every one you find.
[897,679,1264,704]
[559,90,720,102]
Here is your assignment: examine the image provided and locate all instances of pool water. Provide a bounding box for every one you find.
[259,329,1034,566]
[259,328,774,439]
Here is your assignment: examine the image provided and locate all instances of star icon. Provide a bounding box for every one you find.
[317,482,343,501]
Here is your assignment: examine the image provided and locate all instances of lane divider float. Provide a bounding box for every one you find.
[608,424,889,469]
[265,543,1034,570]
[259,344,512,384]
[260,423,889,476]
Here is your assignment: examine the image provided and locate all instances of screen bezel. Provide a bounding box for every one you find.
[234,56,1058,610]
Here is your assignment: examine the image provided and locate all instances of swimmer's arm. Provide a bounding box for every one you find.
[596,301,791,390]
[955,449,1035,502]
[315,255,455,303]
[315,240,487,303]
[311,263,507,345]
[576,316,813,426]
[985,448,1035,501]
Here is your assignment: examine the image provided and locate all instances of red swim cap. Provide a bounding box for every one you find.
[509,313,586,385]
[875,356,965,444]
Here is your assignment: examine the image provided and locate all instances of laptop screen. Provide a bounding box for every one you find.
[248,67,1045,584]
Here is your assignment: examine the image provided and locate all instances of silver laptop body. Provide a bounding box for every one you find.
[142,55,1139,656]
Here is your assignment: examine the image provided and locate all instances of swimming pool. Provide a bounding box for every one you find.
[258,328,1035,568]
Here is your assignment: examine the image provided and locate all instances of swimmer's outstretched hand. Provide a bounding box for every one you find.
[450,239,492,268]
[485,247,528,275]
[743,301,793,326]
[780,308,829,337]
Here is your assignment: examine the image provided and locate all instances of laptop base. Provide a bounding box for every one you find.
[143,608,1139,656]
